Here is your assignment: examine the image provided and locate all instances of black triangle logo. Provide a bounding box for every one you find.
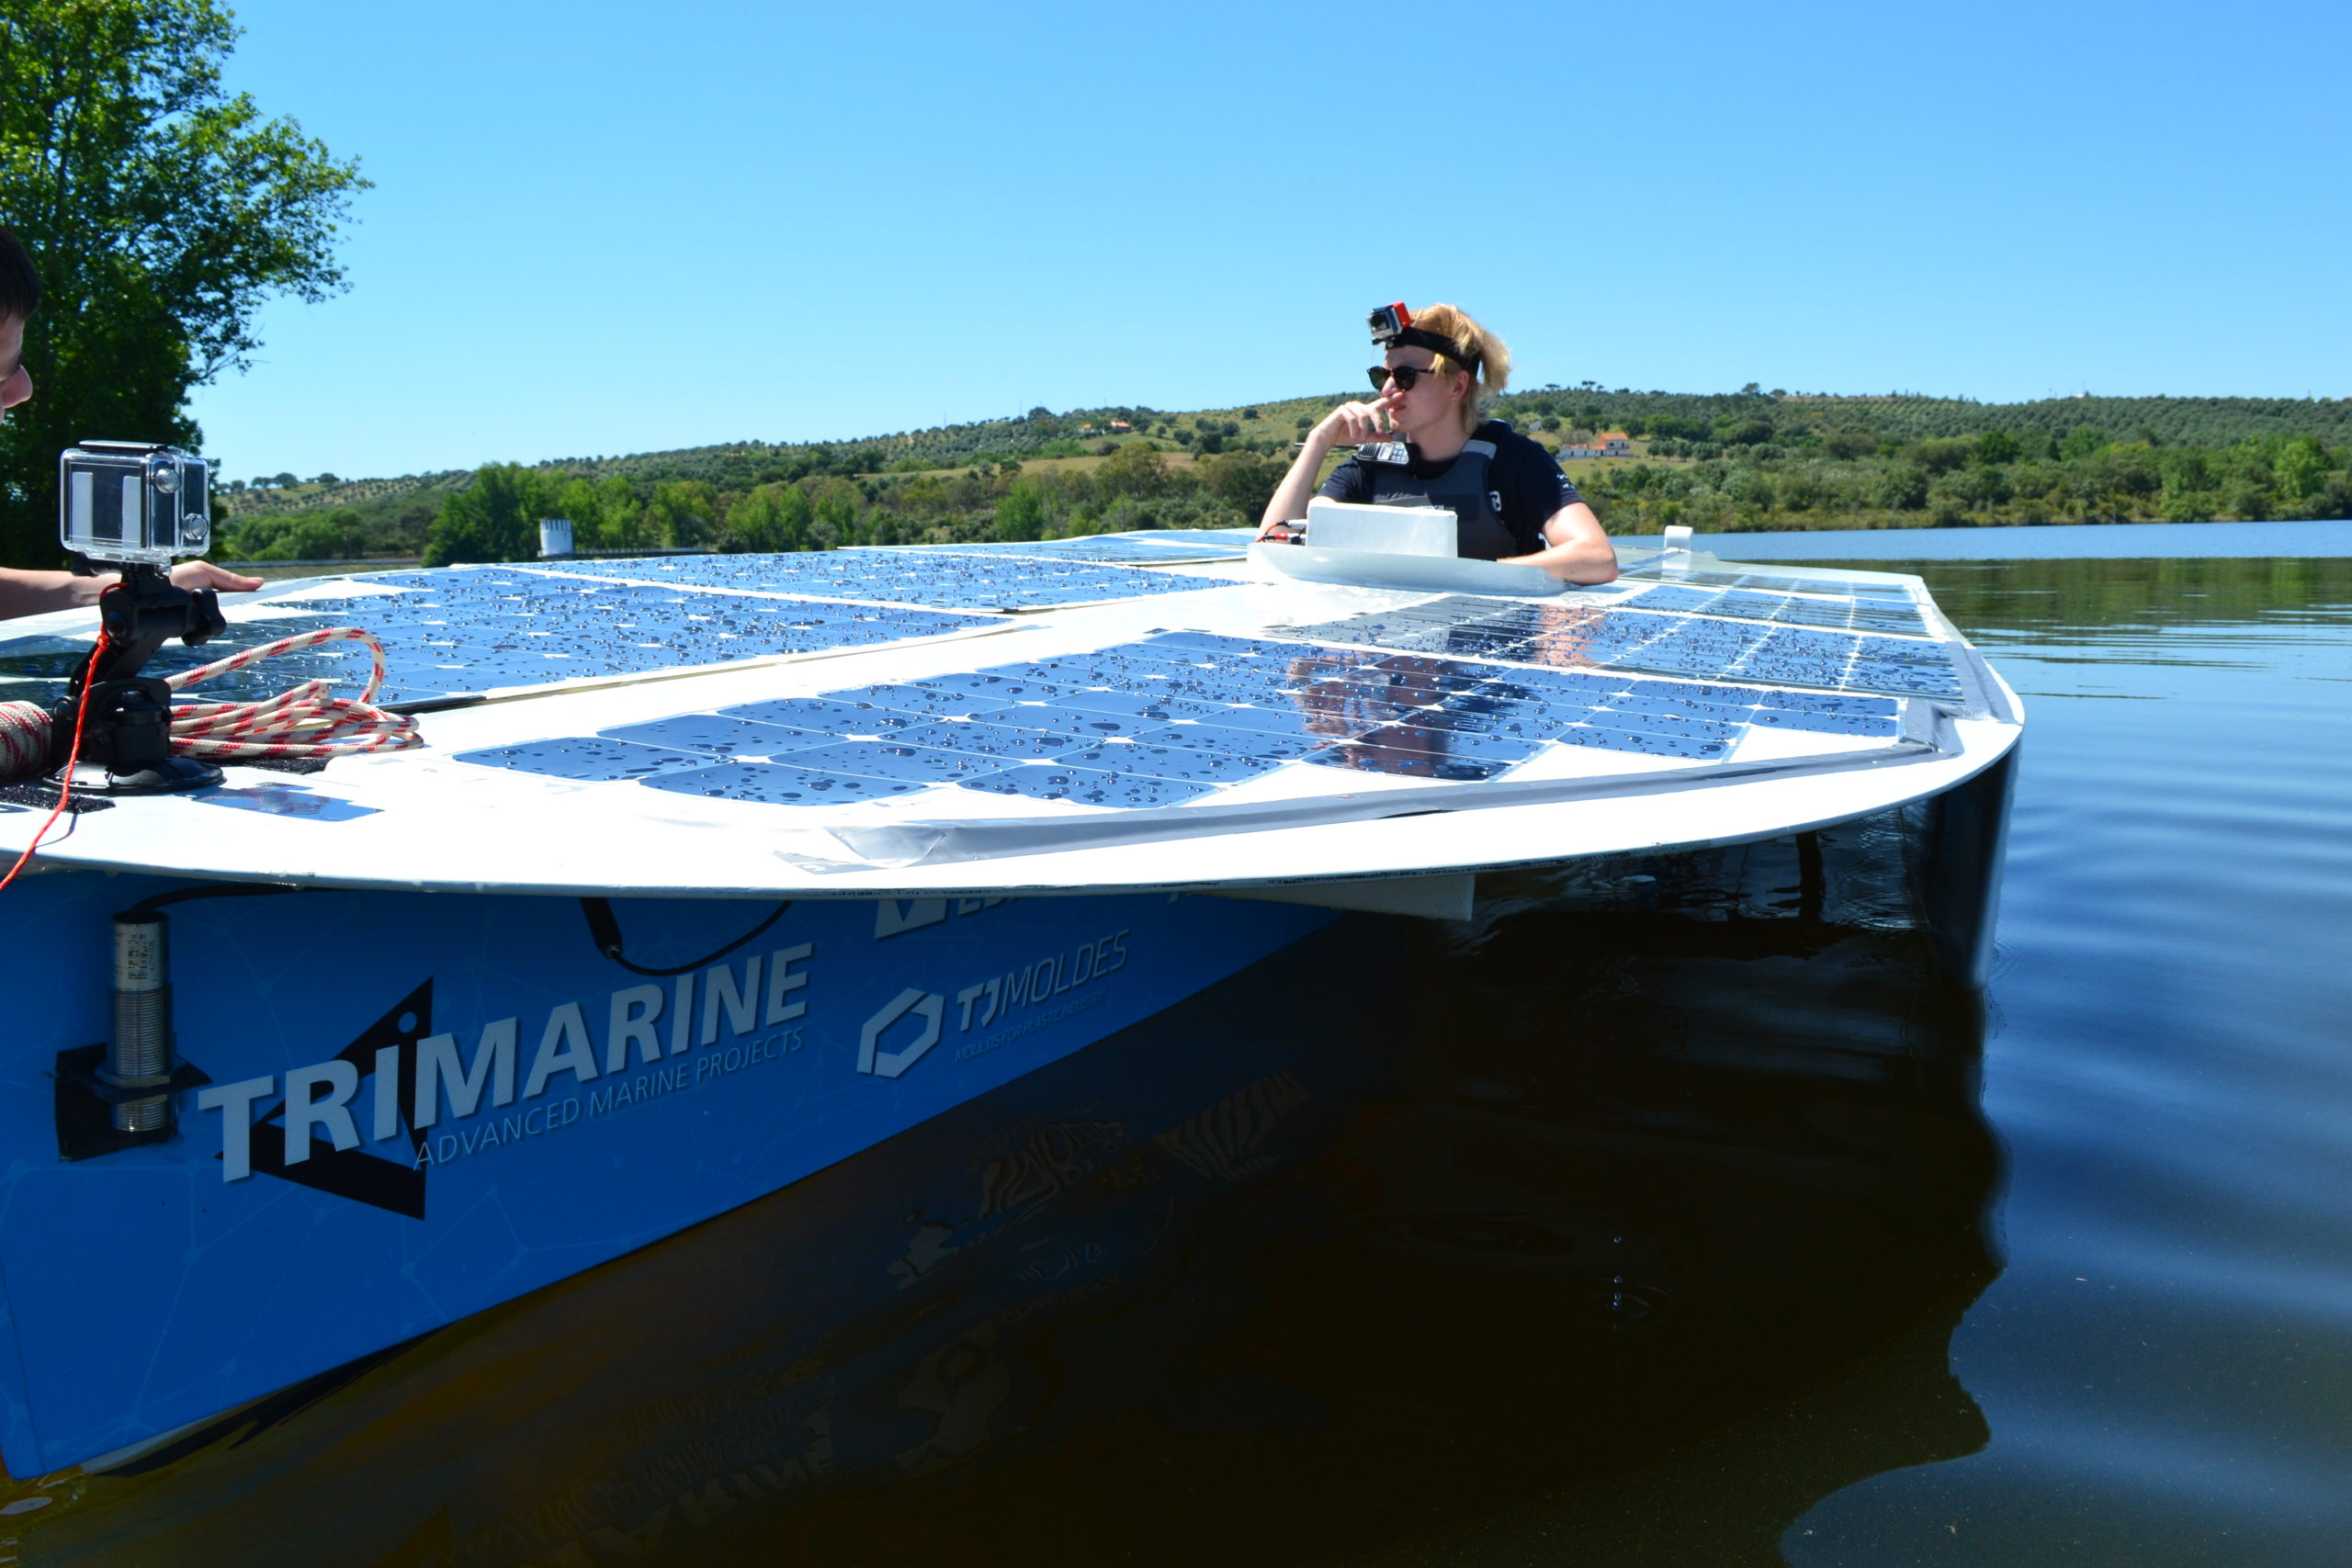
[246,979,433,1219]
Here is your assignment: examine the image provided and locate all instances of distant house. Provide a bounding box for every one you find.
[1108,420,1131,433]
[1558,430,1634,459]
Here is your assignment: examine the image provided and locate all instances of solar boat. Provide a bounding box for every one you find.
[0,527,2019,1478]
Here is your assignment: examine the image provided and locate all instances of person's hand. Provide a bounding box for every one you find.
[1309,399,1396,451]
[167,560,265,595]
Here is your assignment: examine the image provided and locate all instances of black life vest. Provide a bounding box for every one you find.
[1352,434,1513,560]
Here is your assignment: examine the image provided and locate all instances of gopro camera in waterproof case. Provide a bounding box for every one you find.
[59,441,211,566]
[47,439,228,794]
[1368,301,1412,346]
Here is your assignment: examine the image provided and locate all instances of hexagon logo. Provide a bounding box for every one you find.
[858,987,945,1079]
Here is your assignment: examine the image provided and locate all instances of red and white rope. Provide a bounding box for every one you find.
[0,630,107,893]
[0,625,422,780]
[163,626,422,761]
[0,701,45,780]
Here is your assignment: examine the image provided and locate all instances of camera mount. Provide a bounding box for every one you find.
[49,563,227,793]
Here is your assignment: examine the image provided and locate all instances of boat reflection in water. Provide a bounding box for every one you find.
[10,818,2000,1568]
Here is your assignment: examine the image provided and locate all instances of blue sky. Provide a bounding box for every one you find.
[187,0,2352,482]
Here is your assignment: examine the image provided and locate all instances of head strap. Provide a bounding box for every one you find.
[1385,324,1480,373]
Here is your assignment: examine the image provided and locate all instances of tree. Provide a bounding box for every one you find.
[1094,440,1168,500]
[0,0,367,565]
[555,474,649,549]
[2275,436,2330,504]
[424,464,553,565]
[1973,431,2020,465]
[722,482,811,552]
[993,480,1045,542]
[1197,451,1282,521]
[646,479,718,548]
[2060,426,2110,462]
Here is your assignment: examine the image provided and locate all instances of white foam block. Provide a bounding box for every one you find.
[1304,498,1456,558]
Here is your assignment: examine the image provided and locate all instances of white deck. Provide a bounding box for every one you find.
[0,537,2022,902]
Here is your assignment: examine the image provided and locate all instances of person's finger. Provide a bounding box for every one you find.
[170,561,264,593]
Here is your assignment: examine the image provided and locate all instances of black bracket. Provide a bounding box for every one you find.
[48,563,228,793]
[54,1043,212,1162]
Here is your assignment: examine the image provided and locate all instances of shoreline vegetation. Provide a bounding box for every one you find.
[208,387,2352,568]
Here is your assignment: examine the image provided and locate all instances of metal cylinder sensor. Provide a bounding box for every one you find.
[105,913,173,1133]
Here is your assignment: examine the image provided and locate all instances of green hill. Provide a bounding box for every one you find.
[209,387,2352,564]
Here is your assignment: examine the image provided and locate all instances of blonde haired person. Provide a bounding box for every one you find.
[1258,301,1615,583]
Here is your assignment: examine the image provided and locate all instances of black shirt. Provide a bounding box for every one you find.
[1317,420,1583,556]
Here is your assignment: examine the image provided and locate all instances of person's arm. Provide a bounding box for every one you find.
[1258,398,1396,539]
[0,560,265,622]
[1499,502,1618,583]
[0,569,99,620]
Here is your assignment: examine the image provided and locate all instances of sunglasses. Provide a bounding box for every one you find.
[1368,363,1455,392]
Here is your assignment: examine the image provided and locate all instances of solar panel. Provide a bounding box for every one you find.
[260,569,1000,702]
[1271,596,1962,700]
[901,534,1247,566]
[1624,583,1930,636]
[1615,564,1916,600]
[457,632,1904,810]
[0,617,392,705]
[531,550,1228,612]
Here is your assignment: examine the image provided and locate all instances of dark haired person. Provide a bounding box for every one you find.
[0,226,261,620]
[1258,301,1617,584]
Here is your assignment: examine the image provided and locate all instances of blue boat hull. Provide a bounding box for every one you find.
[0,874,1332,1476]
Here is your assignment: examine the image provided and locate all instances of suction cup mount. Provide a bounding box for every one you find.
[49,563,228,794]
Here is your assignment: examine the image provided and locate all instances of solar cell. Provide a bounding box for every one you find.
[781,739,1009,782]
[719,697,956,733]
[1051,742,1278,785]
[1748,708,1899,736]
[908,534,1245,566]
[1127,723,1332,761]
[883,718,1097,759]
[1587,708,1745,742]
[958,765,1219,808]
[1615,565,1916,600]
[911,671,1072,703]
[1625,582,1930,636]
[813,682,1021,719]
[1054,688,1187,718]
[598,714,837,757]
[640,762,932,806]
[1557,726,1730,760]
[533,551,1227,612]
[985,703,1160,738]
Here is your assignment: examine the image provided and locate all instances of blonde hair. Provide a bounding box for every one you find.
[1410,302,1510,434]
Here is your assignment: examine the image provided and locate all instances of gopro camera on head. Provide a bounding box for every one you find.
[1368,301,1412,346]
[59,441,210,566]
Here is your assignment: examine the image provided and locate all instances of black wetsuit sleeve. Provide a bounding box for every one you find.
[1489,431,1582,549]
[1317,456,1372,503]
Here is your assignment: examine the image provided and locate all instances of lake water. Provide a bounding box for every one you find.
[12,523,2349,1566]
